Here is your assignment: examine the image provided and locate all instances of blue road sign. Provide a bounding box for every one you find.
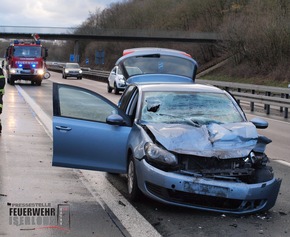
[95,50,105,65]
[70,54,74,62]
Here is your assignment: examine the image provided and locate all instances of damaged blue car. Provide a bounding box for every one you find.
[52,48,281,214]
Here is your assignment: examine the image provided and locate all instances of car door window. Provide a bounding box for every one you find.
[118,85,137,112]
[57,86,117,122]
[53,83,131,173]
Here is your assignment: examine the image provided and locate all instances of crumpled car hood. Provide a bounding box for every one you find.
[146,122,258,158]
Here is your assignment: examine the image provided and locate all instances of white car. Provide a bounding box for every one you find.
[107,66,126,94]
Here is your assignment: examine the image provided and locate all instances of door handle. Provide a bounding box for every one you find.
[55,126,72,131]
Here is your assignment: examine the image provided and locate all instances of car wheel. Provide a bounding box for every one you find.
[114,83,119,95]
[107,82,112,93]
[127,155,141,201]
[9,78,15,85]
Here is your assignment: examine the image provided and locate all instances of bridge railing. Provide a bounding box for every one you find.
[48,65,290,119]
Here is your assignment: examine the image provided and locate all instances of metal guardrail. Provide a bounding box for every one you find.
[47,64,110,81]
[196,79,290,119]
[81,68,110,79]
[48,65,290,119]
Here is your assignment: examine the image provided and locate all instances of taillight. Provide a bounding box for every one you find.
[180,52,192,58]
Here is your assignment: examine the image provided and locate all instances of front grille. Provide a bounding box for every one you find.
[146,182,265,211]
[179,154,254,177]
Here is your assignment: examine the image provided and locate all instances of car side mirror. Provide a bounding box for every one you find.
[250,117,268,129]
[106,114,125,125]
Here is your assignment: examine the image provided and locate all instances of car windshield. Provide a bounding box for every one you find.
[140,91,244,125]
[123,55,195,79]
[13,46,41,58]
[66,63,80,68]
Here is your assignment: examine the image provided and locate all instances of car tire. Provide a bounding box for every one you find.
[10,78,15,85]
[127,155,141,201]
[107,82,112,93]
[114,83,119,95]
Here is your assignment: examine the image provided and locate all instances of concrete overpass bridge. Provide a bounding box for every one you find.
[0,26,221,63]
[0,26,221,43]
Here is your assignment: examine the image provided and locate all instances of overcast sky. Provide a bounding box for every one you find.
[0,0,120,28]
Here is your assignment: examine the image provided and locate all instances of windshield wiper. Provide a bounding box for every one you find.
[156,114,201,127]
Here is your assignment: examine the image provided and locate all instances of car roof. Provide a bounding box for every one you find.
[134,82,225,93]
[65,63,79,65]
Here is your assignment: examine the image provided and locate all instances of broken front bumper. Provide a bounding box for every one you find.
[136,159,282,214]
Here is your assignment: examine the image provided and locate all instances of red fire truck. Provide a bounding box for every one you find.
[5,34,48,86]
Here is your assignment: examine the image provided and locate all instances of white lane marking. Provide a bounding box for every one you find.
[275,160,290,167]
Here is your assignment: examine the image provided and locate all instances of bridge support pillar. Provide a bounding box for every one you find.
[74,40,79,62]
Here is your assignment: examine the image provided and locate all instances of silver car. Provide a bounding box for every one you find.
[62,63,82,79]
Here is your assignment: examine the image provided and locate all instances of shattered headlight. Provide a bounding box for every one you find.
[244,151,268,167]
[144,142,178,168]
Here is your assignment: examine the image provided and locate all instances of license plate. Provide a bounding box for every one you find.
[21,70,31,74]
[184,181,229,198]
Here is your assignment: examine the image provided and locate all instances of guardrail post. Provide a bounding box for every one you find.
[264,91,271,115]
[280,93,284,112]
[285,93,289,118]
[237,88,241,104]
[250,90,255,111]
